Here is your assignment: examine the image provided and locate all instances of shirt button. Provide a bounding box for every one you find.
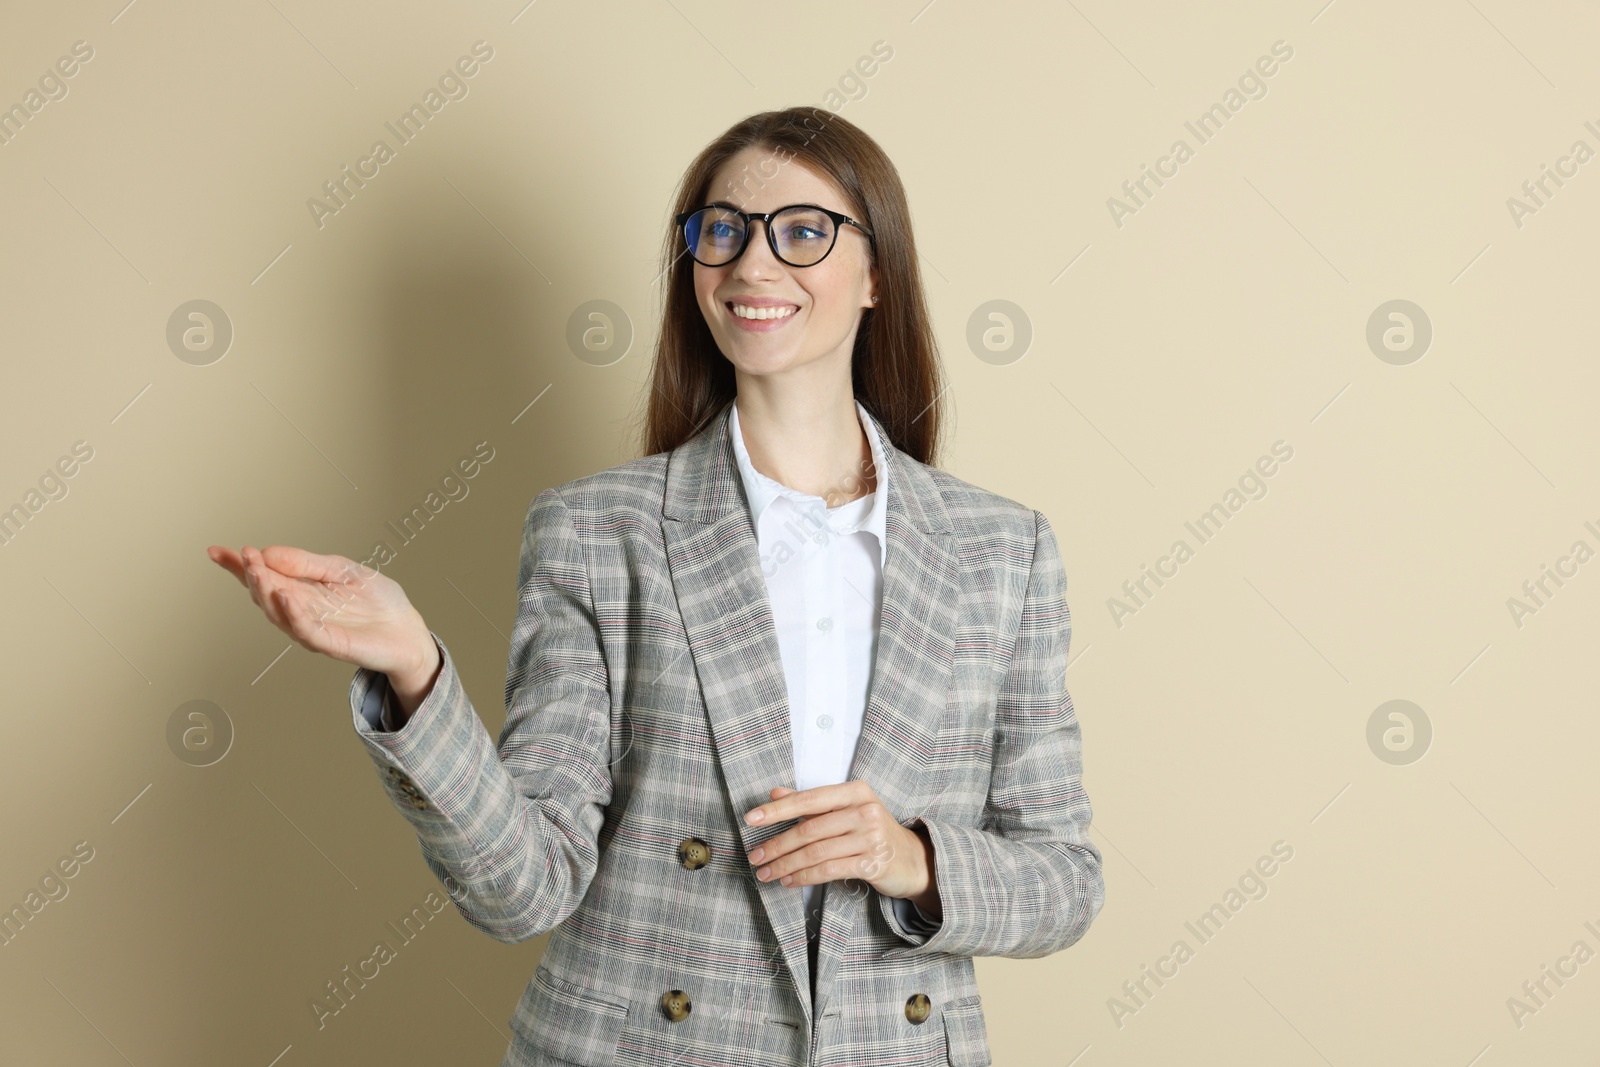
[816,617,832,632]
[813,531,828,545]
[816,714,833,730]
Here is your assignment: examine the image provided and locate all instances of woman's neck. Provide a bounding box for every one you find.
[733,389,877,506]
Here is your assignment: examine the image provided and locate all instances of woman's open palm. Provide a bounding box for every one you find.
[207,544,430,679]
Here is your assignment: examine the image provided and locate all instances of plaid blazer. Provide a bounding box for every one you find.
[347,399,1104,1067]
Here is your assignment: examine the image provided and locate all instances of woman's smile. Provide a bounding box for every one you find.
[725,297,803,333]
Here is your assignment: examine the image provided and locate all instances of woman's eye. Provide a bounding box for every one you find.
[786,226,825,241]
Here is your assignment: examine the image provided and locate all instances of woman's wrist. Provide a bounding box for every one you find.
[386,629,442,722]
[906,824,942,919]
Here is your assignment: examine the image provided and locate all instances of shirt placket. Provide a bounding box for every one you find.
[803,505,839,786]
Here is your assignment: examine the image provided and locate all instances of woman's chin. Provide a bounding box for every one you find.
[724,345,806,376]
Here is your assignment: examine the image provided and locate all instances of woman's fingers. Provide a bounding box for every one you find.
[240,547,283,624]
[242,553,328,647]
[260,544,374,586]
[271,584,332,654]
[215,544,377,611]
[207,545,248,586]
[248,547,326,635]
[212,539,410,661]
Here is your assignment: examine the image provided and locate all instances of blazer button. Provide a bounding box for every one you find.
[904,993,931,1024]
[660,989,692,1022]
[677,837,711,870]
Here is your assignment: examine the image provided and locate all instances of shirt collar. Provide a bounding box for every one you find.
[728,397,889,570]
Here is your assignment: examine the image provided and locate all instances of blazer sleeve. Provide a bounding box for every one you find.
[877,507,1105,959]
[347,486,613,944]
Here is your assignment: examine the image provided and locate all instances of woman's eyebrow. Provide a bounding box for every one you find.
[706,200,826,210]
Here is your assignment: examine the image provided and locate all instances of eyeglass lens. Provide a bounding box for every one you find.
[683,206,838,266]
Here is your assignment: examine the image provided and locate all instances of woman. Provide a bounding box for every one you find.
[209,106,1103,1067]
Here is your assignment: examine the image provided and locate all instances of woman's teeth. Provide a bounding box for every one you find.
[731,304,797,320]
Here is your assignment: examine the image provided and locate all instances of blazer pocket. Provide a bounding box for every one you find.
[941,994,992,1067]
[509,963,630,1066]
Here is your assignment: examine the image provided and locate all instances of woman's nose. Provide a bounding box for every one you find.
[732,219,783,276]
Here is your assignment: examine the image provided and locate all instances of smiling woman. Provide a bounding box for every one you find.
[214,105,1102,1067]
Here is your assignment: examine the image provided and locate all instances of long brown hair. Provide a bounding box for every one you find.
[635,106,946,466]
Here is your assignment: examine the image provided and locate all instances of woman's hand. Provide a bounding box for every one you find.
[742,782,940,917]
[207,545,438,689]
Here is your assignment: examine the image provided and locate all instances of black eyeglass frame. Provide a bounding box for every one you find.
[674,203,877,268]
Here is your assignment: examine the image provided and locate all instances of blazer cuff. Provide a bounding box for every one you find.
[357,672,403,732]
[880,815,982,959]
[891,895,943,937]
[880,812,1103,960]
[877,816,947,950]
[347,631,471,818]
[351,633,446,739]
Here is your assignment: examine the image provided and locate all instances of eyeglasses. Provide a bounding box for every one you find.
[674,203,875,268]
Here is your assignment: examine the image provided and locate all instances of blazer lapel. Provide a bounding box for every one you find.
[661,399,957,1026]
[812,411,956,1019]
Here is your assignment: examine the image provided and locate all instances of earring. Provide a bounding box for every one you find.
[871,296,879,304]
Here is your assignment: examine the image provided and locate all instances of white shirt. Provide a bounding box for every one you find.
[727,397,939,941]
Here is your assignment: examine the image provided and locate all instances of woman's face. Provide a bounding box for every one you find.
[690,146,877,386]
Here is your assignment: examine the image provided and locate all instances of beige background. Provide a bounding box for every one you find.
[3,0,1597,1063]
